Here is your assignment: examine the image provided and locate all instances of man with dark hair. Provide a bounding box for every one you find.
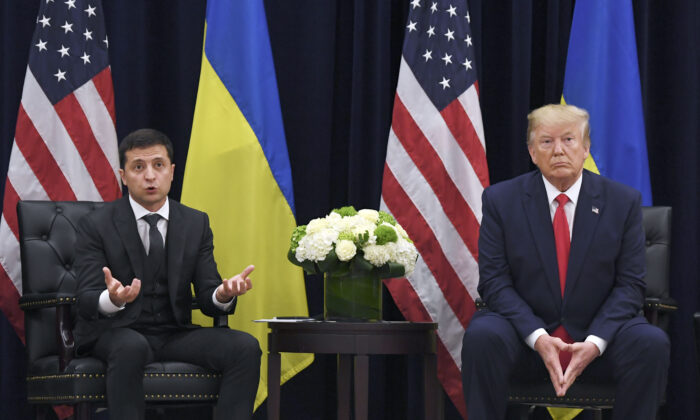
[461,104,669,419]
[74,128,261,420]
[117,128,175,168]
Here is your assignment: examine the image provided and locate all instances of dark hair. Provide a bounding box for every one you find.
[118,128,174,168]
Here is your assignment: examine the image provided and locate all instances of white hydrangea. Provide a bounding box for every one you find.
[352,218,377,238]
[391,237,418,276]
[333,214,358,233]
[306,217,331,235]
[335,239,357,261]
[363,243,394,267]
[358,209,379,224]
[295,228,338,262]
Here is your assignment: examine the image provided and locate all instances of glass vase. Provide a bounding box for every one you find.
[324,271,382,321]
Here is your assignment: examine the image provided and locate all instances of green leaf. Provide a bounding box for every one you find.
[377,262,405,278]
[287,248,302,266]
[350,255,375,275]
[288,249,318,274]
[317,248,340,272]
[301,260,318,275]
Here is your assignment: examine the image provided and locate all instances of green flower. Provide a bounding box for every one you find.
[356,230,370,246]
[332,206,358,217]
[375,224,398,245]
[377,210,396,226]
[289,225,307,253]
[337,232,354,241]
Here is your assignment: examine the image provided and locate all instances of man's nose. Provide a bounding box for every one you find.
[144,166,156,179]
[553,139,564,154]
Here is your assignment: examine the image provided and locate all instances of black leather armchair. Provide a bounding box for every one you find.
[475,206,677,419]
[17,200,225,420]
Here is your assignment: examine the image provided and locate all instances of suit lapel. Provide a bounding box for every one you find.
[166,200,186,302]
[523,172,562,308]
[113,196,146,282]
[564,170,603,301]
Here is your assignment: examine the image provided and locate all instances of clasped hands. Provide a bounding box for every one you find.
[534,334,600,397]
[103,264,255,307]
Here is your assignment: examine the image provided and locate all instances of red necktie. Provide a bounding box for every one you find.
[551,193,573,370]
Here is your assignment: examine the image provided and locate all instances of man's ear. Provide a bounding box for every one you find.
[528,144,537,166]
[118,168,127,187]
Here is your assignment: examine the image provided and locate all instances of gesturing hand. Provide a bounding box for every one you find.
[561,341,599,395]
[534,334,572,397]
[104,267,141,307]
[215,265,255,303]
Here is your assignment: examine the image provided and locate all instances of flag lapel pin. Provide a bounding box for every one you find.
[592,206,599,214]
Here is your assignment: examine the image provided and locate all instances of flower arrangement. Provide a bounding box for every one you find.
[288,206,417,279]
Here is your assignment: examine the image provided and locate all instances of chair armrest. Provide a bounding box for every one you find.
[18,293,77,310]
[19,292,76,371]
[191,300,229,327]
[644,296,678,326]
[644,296,678,313]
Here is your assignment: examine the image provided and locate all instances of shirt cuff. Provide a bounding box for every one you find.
[212,289,235,311]
[525,328,548,350]
[98,289,125,316]
[585,335,608,355]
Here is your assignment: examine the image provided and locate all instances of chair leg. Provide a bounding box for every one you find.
[592,409,603,420]
[34,405,51,420]
[510,404,531,420]
[76,402,92,420]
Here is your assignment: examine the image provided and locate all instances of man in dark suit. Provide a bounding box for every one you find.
[461,104,669,419]
[74,129,261,420]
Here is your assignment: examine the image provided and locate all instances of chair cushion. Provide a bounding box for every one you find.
[27,356,221,404]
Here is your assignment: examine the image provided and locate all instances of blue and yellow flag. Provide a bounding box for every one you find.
[181,0,312,408]
[552,3,651,419]
[562,0,652,205]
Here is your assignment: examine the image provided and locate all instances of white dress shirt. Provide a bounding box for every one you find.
[98,196,233,315]
[523,174,607,355]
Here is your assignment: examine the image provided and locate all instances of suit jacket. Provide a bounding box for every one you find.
[477,169,647,343]
[73,196,235,348]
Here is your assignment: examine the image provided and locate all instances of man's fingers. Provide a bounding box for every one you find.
[245,278,253,291]
[223,278,239,296]
[129,278,141,295]
[103,267,116,288]
[545,364,565,396]
[240,264,255,279]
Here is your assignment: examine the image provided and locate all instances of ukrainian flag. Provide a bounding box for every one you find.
[562,0,652,205]
[552,3,651,419]
[181,0,312,408]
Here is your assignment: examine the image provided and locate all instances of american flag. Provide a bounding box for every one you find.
[380,0,487,417]
[0,0,120,341]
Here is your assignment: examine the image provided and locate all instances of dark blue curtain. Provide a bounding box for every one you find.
[1,1,698,419]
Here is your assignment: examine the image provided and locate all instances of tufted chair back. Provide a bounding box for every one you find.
[18,201,103,364]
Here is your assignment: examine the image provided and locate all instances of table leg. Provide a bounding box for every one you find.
[354,355,369,420]
[337,354,352,420]
[267,351,281,420]
[424,352,443,419]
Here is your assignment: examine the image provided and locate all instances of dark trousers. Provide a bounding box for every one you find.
[461,311,670,420]
[93,326,261,420]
